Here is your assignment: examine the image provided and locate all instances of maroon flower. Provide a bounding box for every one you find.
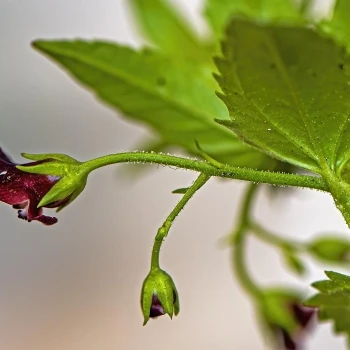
[149,294,165,318]
[0,148,68,225]
[277,303,316,350]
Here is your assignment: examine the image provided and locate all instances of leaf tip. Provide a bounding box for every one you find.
[31,40,43,50]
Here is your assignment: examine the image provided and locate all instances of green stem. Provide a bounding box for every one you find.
[151,173,210,269]
[83,152,328,191]
[249,221,304,252]
[322,170,350,229]
[232,184,262,298]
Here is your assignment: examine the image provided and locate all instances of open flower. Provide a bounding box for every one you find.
[259,289,316,350]
[0,148,62,225]
[0,148,87,225]
[140,268,180,325]
[277,303,315,350]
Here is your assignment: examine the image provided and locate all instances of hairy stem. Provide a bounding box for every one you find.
[151,173,210,269]
[83,152,328,191]
[323,170,350,229]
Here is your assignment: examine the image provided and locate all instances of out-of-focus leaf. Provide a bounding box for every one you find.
[319,0,350,54]
[33,40,267,168]
[204,0,305,38]
[306,271,350,343]
[307,235,350,263]
[215,19,350,174]
[283,250,306,276]
[128,0,211,62]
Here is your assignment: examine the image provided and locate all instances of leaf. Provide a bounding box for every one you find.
[306,271,350,342]
[172,187,189,194]
[204,0,305,38]
[128,0,210,62]
[307,235,350,263]
[282,250,306,276]
[215,19,350,174]
[33,40,267,168]
[319,0,350,54]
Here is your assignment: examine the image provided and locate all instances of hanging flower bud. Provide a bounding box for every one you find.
[140,268,179,325]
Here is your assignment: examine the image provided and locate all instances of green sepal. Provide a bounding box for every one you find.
[259,289,300,336]
[55,180,86,212]
[21,152,79,164]
[17,153,89,211]
[140,268,179,326]
[17,162,70,177]
[141,275,154,326]
[39,173,87,209]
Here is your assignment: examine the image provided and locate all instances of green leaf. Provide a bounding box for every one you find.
[216,19,350,174]
[319,0,350,54]
[306,271,350,342]
[204,0,305,38]
[307,235,350,263]
[33,40,267,169]
[172,187,189,194]
[128,0,210,62]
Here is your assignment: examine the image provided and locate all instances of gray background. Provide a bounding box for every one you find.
[0,0,348,349]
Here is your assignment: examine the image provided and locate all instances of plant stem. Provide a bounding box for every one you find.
[322,170,350,229]
[232,184,262,298]
[83,152,328,191]
[151,173,210,269]
[249,221,304,252]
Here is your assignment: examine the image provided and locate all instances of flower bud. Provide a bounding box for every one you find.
[259,289,315,350]
[307,235,350,263]
[140,268,179,325]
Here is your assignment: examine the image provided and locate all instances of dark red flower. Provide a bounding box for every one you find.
[0,148,68,225]
[149,294,165,318]
[277,303,316,350]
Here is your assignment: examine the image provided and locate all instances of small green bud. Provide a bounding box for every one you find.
[282,250,306,276]
[307,235,350,263]
[17,152,89,211]
[140,268,179,326]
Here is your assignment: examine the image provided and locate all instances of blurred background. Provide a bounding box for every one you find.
[0,0,349,349]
